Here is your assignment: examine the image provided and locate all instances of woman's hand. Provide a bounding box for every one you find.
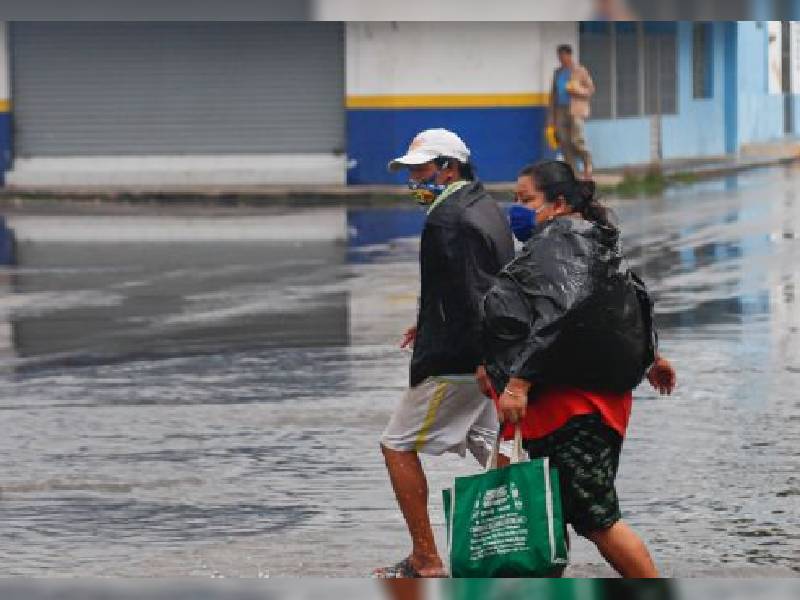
[647,355,676,395]
[497,378,531,424]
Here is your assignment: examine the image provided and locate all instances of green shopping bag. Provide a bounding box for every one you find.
[443,426,569,578]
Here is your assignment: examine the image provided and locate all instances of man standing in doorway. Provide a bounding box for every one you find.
[373,128,514,578]
[549,44,595,179]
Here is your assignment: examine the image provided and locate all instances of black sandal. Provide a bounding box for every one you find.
[371,557,422,579]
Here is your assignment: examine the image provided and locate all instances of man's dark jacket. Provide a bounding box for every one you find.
[410,181,514,387]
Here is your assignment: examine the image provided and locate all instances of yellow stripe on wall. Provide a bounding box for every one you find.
[414,382,449,453]
[346,92,550,109]
[0,99,11,112]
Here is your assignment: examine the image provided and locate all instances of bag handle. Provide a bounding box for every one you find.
[486,423,524,471]
[511,424,524,464]
[487,434,499,471]
[486,385,526,470]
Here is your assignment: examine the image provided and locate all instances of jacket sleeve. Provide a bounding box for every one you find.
[482,260,569,386]
[504,243,585,384]
[507,293,567,383]
[439,220,501,366]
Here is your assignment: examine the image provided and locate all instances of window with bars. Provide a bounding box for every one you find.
[578,22,678,118]
[615,22,641,117]
[692,23,713,99]
[644,23,678,114]
[578,22,613,119]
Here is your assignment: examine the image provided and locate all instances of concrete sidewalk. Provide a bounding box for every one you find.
[599,139,800,180]
[1,140,799,208]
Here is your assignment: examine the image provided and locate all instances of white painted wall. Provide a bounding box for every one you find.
[5,154,347,187]
[6,211,348,243]
[346,22,577,96]
[316,0,594,21]
[0,22,9,101]
[791,22,800,94]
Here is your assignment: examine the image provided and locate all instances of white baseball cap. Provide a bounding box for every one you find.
[388,128,471,172]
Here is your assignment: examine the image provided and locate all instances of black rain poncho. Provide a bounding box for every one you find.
[482,217,657,394]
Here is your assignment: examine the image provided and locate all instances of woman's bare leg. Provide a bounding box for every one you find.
[586,520,659,578]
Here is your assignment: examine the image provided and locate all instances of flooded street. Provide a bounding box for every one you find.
[0,167,799,577]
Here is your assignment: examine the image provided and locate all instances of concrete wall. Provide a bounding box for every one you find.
[2,20,798,187]
[791,95,800,134]
[586,22,730,169]
[736,21,785,144]
[314,0,595,21]
[584,21,798,168]
[0,22,11,183]
[5,155,348,188]
[662,22,728,159]
[345,22,576,184]
[585,118,652,168]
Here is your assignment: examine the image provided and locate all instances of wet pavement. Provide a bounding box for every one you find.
[0,167,798,577]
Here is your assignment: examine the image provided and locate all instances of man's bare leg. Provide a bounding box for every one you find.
[379,445,447,577]
[561,143,577,174]
[581,153,593,180]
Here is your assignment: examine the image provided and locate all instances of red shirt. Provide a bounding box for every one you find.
[501,384,632,441]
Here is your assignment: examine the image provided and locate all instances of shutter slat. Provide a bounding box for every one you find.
[11,22,345,156]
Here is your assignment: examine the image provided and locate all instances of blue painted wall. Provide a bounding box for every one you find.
[791,95,800,135]
[0,111,11,186]
[347,207,426,248]
[346,106,547,184]
[338,21,796,183]
[586,22,730,168]
[574,20,796,170]
[0,216,15,265]
[724,22,740,154]
[661,22,727,159]
[736,21,784,144]
[584,118,652,169]
[346,207,426,263]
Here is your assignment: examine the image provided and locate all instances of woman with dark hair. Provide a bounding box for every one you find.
[482,160,676,578]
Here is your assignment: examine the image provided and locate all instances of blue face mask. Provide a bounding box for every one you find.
[408,170,448,205]
[508,204,538,242]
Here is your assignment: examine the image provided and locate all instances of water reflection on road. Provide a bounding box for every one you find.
[0,167,798,576]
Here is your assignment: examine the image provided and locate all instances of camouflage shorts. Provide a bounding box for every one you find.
[523,414,623,536]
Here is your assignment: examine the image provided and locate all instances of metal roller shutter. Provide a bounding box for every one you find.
[10,22,344,157]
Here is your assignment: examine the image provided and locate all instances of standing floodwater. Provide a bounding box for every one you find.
[0,168,798,576]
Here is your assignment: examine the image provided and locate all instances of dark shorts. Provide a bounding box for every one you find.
[523,413,623,537]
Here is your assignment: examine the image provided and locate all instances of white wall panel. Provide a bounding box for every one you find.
[346,22,576,96]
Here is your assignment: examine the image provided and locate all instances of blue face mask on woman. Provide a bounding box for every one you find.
[508,204,538,242]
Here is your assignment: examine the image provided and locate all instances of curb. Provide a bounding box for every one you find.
[0,154,798,209]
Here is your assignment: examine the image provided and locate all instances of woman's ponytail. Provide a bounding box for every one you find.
[576,179,615,231]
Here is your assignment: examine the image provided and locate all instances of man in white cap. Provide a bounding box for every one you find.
[375,128,514,578]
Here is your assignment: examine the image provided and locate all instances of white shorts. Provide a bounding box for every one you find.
[380,376,500,466]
